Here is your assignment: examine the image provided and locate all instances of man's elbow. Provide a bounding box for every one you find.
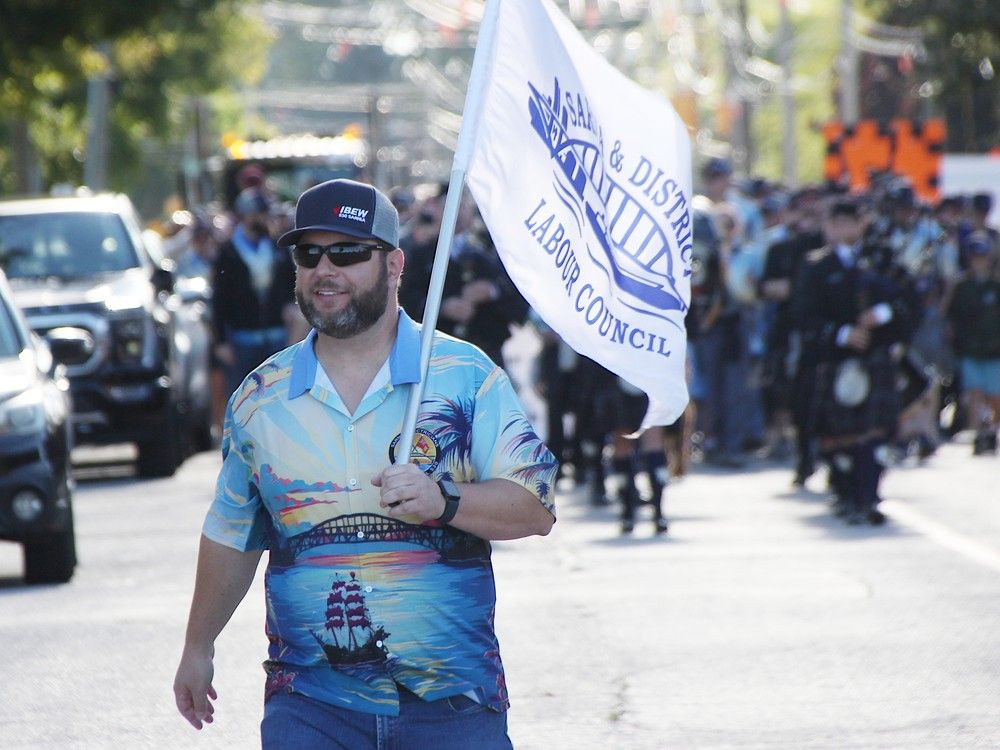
[532,510,555,537]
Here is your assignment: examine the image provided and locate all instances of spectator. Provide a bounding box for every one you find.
[401,201,527,368]
[211,188,297,397]
[946,233,1000,455]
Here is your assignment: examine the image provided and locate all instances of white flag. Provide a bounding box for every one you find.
[466,0,693,429]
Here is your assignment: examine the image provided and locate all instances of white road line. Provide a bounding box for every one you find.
[881,499,1000,575]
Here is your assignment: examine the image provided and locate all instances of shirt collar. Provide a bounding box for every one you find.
[835,242,857,267]
[288,307,422,399]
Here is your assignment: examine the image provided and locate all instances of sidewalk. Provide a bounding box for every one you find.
[493,441,1000,749]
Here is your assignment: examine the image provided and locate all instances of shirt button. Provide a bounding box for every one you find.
[349,478,358,487]
[348,424,355,432]
[364,586,373,593]
[357,531,365,539]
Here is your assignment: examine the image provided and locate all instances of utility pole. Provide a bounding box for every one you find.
[839,0,860,123]
[778,0,797,186]
[367,93,387,191]
[736,0,753,175]
[722,1,751,176]
[83,43,111,191]
[183,97,204,206]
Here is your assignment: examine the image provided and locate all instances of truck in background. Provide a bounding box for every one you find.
[210,131,369,209]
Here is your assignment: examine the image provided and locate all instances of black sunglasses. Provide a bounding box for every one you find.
[290,241,391,268]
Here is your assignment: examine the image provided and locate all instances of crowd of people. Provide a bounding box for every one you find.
[544,158,1000,530]
[157,160,1000,534]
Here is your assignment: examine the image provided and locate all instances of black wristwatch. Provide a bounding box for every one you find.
[436,478,461,525]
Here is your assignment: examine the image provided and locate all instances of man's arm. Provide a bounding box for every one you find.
[373,465,554,540]
[173,535,263,730]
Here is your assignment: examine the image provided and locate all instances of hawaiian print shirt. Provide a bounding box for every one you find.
[203,309,557,716]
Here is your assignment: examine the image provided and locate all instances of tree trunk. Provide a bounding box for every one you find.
[12,118,42,195]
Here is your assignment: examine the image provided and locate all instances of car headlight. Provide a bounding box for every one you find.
[0,388,45,437]
[111,310,153,364]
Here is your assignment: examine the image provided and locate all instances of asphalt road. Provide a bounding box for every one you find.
[1,434,998,750]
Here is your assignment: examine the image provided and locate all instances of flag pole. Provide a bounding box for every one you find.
[395,0,502,464]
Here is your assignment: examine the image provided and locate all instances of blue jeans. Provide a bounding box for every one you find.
[261,689,513,750]
[692,325,745,455]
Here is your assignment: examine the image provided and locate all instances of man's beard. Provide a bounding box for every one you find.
[296,259,389,339]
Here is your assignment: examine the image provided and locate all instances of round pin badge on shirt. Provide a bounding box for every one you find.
[388,428,440,473]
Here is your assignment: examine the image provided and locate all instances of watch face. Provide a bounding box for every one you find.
[438,478,461,500]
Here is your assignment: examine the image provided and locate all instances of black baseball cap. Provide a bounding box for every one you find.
[971,192,993,214]
[829,197,861,219]
[701,157,732,178]
[277,178,400,248]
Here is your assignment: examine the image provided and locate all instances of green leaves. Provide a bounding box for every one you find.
[866,0,999,151]
[0,0,270,195]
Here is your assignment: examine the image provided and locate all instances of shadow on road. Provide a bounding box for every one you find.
[800,509,914,540]
[0,574,26,590]
[588,532,681,547]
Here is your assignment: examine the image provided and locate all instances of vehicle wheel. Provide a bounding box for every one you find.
[23,509,77,585]
[137,411,182,478]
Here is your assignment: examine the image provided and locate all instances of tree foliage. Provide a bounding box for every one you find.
[746,1,843,184]
[0,0,271,196]
[865,0,1000,151]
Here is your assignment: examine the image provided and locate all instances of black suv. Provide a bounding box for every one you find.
[0,270,75,583]
[0,193,213,477]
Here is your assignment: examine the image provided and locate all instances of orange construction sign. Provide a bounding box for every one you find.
[823,119,946,201]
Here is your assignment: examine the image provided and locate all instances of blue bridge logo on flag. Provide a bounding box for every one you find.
[527,77,689,323]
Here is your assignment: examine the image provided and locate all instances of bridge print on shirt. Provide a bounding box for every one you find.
[223,347,558,714]
[267,512,491,568]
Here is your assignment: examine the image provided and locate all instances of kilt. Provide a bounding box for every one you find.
[814,348,900,438]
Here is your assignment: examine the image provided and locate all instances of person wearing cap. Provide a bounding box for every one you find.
[211,188,297,398]
[960,193,1000,276]
[402,205,529,368]
[946,233,1000,455]
[398,186,527,369]
[871,179,949,280]
[174,179,556,748]
[794,199,917,525]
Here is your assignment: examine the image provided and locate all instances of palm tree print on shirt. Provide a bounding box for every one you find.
[419,397,475,474]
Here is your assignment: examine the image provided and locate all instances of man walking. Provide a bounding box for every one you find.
[794,198,916,525]
[173,179,557,748]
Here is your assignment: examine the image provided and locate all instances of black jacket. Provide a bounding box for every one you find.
[793,245,918,438]
[211,239,296,340]
[947,276,1000,359]
[761,229,824,351]
[793,246,915,368]
[400,234,528,365]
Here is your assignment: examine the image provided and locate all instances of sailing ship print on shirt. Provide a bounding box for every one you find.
[309,571,390,667]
